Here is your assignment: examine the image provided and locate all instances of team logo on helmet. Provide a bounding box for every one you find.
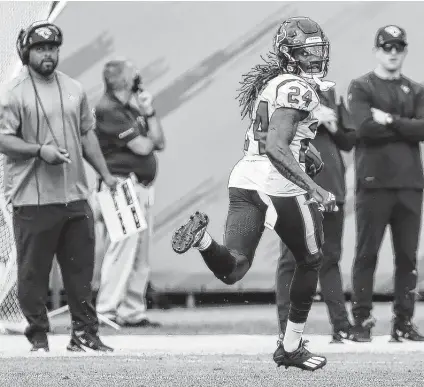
[384,25,401,37]
[34,27,52,40]
[274,26,287,52]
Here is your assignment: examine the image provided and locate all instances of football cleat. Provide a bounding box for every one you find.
[390,318,424,342]
[171,211,209,254]
[273,338,327,371]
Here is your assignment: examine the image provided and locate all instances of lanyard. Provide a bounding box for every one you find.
[29,72,67,149]
[29,71,69,204]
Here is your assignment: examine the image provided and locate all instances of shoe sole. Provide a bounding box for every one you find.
[30,347,49,352]
[389,335,424,342]
[275,356,327,371]
[67,338,114,353]
[67,343,86,352]
[350,337,372,342]
[171,212,209,254]
[330,339,344,344]
[67,343,113,352]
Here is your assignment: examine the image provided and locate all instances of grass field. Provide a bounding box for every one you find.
[1,302,424,387]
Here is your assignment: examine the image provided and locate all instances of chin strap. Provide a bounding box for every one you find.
[312,75,336,92]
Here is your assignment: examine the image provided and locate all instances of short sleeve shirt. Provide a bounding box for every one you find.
[95,93,157,185]
[0,67,94,206]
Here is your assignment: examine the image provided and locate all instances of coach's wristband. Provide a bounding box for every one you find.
[145,110,156,118]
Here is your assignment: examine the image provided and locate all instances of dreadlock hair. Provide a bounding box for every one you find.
[236,51,284,120]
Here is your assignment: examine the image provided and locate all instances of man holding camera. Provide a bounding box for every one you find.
[94,59,165,327]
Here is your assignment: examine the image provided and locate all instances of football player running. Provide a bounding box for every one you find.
[171,17,337,371]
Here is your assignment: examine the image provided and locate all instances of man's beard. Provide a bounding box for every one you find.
[31,59,58,76]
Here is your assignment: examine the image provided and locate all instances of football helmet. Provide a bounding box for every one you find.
[273,17,330,81]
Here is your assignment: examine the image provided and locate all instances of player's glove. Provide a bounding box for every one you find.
[305,147,324,178]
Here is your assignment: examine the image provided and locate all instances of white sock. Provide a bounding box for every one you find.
[283,320,305,352]
[195,231,212,251]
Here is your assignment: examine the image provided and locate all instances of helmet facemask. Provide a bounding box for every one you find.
[279,41,330,80]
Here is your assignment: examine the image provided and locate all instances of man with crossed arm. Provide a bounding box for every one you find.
[348,25,424,342]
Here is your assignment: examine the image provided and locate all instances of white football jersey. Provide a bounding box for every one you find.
[228,73,320,196]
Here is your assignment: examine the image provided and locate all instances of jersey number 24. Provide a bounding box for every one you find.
[244,101,269,155]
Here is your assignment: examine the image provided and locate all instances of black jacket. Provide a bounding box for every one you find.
[348,72,424,190]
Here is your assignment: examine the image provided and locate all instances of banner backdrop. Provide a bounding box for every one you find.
[50,1,424,295]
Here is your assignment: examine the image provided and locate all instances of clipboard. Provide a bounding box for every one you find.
[97,178,147,243]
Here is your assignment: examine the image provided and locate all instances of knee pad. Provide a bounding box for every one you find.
[217,250,250,285]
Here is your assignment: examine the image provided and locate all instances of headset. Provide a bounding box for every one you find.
[16,20,63,65]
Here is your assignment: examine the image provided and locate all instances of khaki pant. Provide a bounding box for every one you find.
[91,180,154,323]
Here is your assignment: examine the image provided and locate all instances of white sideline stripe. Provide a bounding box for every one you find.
[0,335,424,358]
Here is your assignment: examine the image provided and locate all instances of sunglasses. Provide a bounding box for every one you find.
[380,43,406,53]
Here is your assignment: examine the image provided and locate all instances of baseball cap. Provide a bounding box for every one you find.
[375,25,407,47]
[27,23,62,48]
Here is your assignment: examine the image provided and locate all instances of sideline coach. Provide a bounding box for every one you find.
[0,21,117,352]
[348,25,424,342]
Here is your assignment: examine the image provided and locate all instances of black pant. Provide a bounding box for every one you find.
[200,187,323,325]
[276,204,349,333]
[13,200,98,340]
[352,188,422,323]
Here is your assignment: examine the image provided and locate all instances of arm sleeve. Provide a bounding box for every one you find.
[0,88,21,136]
[95,105,140,147]
[348,79,402,145]
[388,87,424,142]
[80,92,96,135]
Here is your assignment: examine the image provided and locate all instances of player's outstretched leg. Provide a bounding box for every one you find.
[171,188,266,285]
[171,210,253,285]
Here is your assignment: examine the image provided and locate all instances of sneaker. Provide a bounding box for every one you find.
[390,317,424,342]
[331,323,353,344]
[171,211,209,254]
[350,316,376,342]
[273,338,327,371]
[26,331,49,352]
[67,330,114,352]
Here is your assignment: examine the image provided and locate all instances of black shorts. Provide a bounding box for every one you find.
[225,187,324,265]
